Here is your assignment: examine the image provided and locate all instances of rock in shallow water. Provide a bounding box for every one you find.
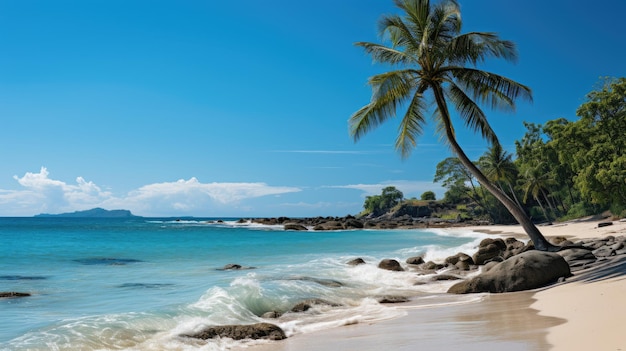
[378,259,404,271]
[181,323,286,341]
[0,292,31,298]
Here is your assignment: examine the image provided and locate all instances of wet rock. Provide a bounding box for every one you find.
[472,238,507,265]
[406,256,425,265]
[430,274,462,281]
[422,261,445,270]
[284,223,308,231]
[290,298,339,312]
[347,258,366,266]
[377,295,410,303]
[0,292,31,298]
[218,264,256,271]
[261,311,282,319]
[448,251,571,294]
[455,260,471,271]
[182,323,286,341]
[377,259,404,271]
[445,252,474,266]
[344,219,364,229]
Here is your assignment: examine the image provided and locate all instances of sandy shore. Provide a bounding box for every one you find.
[242,217,626,351]
[462,217,626,351]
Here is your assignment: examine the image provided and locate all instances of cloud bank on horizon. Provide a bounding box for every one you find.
[0,167,443,217]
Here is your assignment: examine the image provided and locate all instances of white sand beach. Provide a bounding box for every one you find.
[244,218,626,351]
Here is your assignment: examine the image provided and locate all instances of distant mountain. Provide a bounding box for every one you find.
[35,208,139,218]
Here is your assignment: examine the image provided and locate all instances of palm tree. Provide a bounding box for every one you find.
[520,161,558,222]
[479,143,523,210]
[349,0,558,251]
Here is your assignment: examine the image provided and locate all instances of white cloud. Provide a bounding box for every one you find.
[0,167,301,217]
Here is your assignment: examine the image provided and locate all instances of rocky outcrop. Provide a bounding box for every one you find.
[447,251,571,294]
[251,212,488,232]
[182,323,286,341]
[283,223,308,231]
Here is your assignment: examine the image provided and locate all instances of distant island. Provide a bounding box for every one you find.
[35,208,139,218]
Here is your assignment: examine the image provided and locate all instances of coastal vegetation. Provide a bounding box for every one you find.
[360,78,626,226]
[349,0,557,250]
[434,77,626,224]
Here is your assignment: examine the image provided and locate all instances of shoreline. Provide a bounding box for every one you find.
[241,217,626,351]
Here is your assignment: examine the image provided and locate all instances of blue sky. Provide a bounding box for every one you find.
[1,0,624,217]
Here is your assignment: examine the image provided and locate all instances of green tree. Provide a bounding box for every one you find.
[349,0,557,250]
[519,161,556,222]
[363,186,404,216]
[420,191,436,201]
[568,78,626,212]
[479,143,523,210]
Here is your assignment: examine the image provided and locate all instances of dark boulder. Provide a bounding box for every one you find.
[344,219,364,229]
[313,221,344,231]
[377,295,410,303]
[445,252,474,266]
[406,256,425,265]
[284,223,308,231]
[0,292,31,298]
[218,264,256,271]
[290,298,339,313]
[422,261,445,270]
[557,248,597,263]
[448,251,571,294]
[377,259,404,271]
[182,323,286,341]
[347,258,366,266]
[430,274,462,281]
[472,238,507,265]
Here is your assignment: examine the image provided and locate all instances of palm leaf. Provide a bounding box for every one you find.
[355,42,411,65]
[448,67,532,110]
[396,92,428,158]
[349,70,415,141]
[445,81,499,145]
[448,32,518,65]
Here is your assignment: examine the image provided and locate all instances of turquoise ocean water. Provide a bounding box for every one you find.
[0,217,490,350]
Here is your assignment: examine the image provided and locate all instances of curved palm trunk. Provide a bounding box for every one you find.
[432,87,558,251]
[507,182,524,210]
[535,194,551,223]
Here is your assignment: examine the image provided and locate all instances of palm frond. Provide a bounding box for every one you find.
[393,0,430,41]
[448,67,532,111]
[447,32,518,65]
[395,92,428,158]
[349,70,415,141]
[377,15,421,57]
[355,41,411,65]
[445,82,499,145]
[428,0,461,46]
